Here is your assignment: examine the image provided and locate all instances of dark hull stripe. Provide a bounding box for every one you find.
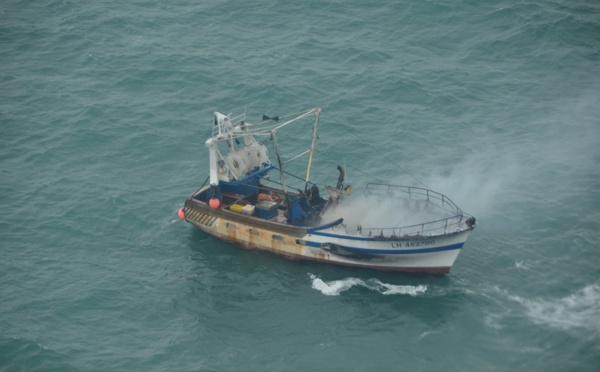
[306,241,464,255]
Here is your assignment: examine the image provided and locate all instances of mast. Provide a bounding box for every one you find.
[271,129,287,195]
[304,108,320,191]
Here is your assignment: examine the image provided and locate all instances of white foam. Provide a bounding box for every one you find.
[368,279,428,296]
[515,260,527,269]
[509,284,600,335]
[309,274,427,296]
[484,313,503,330]
[310,275,363,296]
[418,330,442,339]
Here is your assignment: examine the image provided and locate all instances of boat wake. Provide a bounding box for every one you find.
[506,284,600,337]
[309,274,427,296]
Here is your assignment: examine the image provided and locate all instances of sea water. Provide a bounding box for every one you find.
[1,0,599,370]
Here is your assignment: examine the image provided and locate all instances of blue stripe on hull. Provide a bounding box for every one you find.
[306,241,464,255]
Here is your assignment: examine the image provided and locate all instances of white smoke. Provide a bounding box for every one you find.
[321,193,457,234]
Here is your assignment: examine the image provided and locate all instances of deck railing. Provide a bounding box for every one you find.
[359,184,467,238]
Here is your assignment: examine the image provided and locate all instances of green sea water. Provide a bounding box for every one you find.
[1,0,599,370]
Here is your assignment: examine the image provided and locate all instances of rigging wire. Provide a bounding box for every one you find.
[210,107,430,189]
[314,148,388,184]
[321,109,430,189]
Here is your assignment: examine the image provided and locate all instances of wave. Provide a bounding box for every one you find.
[508,284,600,336]
[309,274,427,296]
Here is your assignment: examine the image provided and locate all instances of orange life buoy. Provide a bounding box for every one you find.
[258,193,272,201]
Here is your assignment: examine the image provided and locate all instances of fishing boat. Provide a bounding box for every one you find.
[179,108,476,273]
